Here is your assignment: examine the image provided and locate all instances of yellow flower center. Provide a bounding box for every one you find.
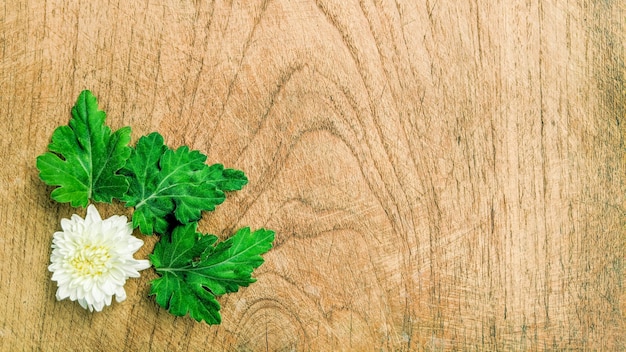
[70,244,112,277]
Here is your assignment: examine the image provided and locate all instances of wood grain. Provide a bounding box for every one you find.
[0,0,624,350]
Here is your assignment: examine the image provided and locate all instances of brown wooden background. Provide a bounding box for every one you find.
[1,0,624,350]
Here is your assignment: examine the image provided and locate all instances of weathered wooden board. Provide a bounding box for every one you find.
[0,0,624,350]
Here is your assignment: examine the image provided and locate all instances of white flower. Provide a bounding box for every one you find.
[48,204,150,312]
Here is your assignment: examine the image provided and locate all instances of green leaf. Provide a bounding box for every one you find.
[121,132,249,235]
[150,223,275,324]
[202,164,248,192]
[36,90,131,207]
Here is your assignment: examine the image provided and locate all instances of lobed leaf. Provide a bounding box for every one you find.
[120,132,248,235]
[36,90,131,207]
[149,223,274,324]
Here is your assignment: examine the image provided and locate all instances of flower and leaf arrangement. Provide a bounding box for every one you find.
[36,90,275,324]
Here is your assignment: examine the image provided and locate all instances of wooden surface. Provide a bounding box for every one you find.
[1,0,624,350]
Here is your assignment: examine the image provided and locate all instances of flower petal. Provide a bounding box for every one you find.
[49,204,148,312]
